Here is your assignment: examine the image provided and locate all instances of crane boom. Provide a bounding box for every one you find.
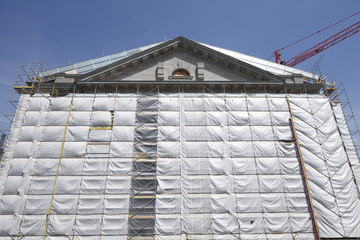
[283,20,360,67]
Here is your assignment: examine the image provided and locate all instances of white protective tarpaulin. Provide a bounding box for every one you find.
[0,92,359,239]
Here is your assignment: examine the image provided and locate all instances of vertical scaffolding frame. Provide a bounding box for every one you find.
[128,85,159,239]
[0,61,45,158]
[1,64,360,239]
[329,82,360,158]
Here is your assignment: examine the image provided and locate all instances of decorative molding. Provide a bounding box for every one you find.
[197,62,204,81]
[157,62,164,80]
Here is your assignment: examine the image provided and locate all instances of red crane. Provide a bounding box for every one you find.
[275,12,360,67]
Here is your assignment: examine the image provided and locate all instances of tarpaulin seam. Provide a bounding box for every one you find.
[266,92,296,236]
[225,90,242,240]
[311,201,346,236]
[311,101,331,115]
[245,92,267,238]
[303,161,330,181]
[330,102,360,196]
[286,95,321,240]
[42,102,73,240]
[11,95,33,240]
[70,94,97,240]
[179,90,186,238]
[98,108,115,239]
[305,95,346,236]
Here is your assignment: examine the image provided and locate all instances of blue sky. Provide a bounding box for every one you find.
[0,0,360,130]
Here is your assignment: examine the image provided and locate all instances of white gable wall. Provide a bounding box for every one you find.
[99,49,270,82]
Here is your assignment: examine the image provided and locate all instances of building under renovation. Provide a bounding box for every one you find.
[0,37,359,240]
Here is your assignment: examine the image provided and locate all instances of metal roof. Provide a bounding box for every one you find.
[40,38,318,79]
[39,42,163,77]
[198,42,318,79]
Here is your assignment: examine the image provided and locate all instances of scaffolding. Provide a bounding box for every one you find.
[0,61,45,158]
[329,82,360,158]
[1,60,360,238]
[128,86,159,239]
[0,83,360,238]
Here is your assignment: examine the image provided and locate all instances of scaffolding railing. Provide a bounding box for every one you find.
[329,82,360,158]
[0,61,46,158]
[127,86,159,239]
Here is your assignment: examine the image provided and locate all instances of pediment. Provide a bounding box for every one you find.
[77,37,285,84]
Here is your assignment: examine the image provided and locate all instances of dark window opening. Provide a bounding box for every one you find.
[172,68,190,77]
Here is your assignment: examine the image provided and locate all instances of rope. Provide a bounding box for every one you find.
[286,96,321,240]
[42,103,73,240]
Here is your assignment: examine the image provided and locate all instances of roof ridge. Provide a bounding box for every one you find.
[39,41,164,77]
[197,41,319,79]
[40,36,319,80]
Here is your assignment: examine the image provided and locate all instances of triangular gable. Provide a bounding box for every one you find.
[39,42,163,77]
[199,42,318,79]
[76,37,285,83]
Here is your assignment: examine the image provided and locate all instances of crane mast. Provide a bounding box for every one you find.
[275,15,360,67]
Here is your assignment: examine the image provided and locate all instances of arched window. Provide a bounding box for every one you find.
[172,68,190,77]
